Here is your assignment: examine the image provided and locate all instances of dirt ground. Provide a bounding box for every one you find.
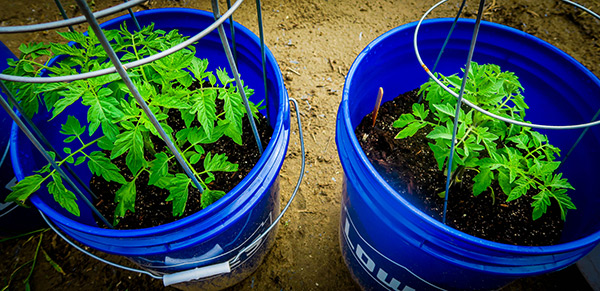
[1,0,600,290]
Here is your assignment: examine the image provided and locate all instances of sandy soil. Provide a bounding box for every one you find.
[1,0,600,290]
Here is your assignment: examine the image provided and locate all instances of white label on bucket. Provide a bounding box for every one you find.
[342,206,446,291]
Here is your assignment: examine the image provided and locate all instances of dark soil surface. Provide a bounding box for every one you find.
[91,111,273,230]
[355,88,564,246]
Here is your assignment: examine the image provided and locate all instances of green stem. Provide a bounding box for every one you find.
[0,228,49,243]
[24,233,43,285]
[130,35,149,83]
[57,137,103,167]
[163,144,208,190]
[2,260,34,291]
[524,144,546,160]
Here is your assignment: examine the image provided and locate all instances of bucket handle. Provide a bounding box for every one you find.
[39,98,306,286]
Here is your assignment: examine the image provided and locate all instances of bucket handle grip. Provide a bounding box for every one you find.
[39,98,306,285]
[162,262,231,286]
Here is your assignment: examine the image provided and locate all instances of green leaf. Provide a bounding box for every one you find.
[48,173,80,217]
[148,152,170,186]
[111,128,146,175]
[203,152,238,173]
[395,121,426,139]
[201,189,226,209]
[216,68,234,86]
[432,103,456,117]
[531,191,551,221]
[429,142,449,171]
[87,151,127,184]
[412,103,429,120]
[166,173,191,216]
[552,189,576,221]
[7,174,45,205]
[191,90,217,139]
[507,183,528,202]
[114,180,137,220]
[52,88,85,119]
[189,58,208,81]
[392,114,415,129]
[473,168,493,197]
[427,124,452,140]
[498,169,512,195]
[547,173,575,190]
[74,156,86,166]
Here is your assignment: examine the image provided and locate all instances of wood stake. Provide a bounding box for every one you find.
[372,87,384,127]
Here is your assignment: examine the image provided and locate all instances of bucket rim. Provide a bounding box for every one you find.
[339,17,600,254]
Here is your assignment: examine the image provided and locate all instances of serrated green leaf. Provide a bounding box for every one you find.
[7,174,45,205]
[507,183,528,202]
[427,125,452,140]
[189,58,208,81]
[429,142,449,171]
[111,128,146,175]
[191,90,217,139]
[392,114,415,129]
[551,189,576,221]
[201,189,226,209]
[547,173,575,190]
[395,121,426,139]
[166,173,191,216]
[48,173,80,217]
[412,103,429,120]
[531,191,552,221]
[432,103,456,117]
[203,152,238,173]
[148,152,170,186]
[498,169,512,196]
[52,88,85,119]
[114,180,136,220]
[74,156,86,166]
[473,168,493,197]
[216,68,234,86]
[87,151,126,184]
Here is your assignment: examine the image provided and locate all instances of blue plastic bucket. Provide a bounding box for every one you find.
[0,41,44,237]
[10,8,289,289]
[336,18,600,290]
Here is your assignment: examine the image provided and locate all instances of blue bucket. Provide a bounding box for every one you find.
[10,8,289,289]
[336,18,600,290]
[0,41,44,237]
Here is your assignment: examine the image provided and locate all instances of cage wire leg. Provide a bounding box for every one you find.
[124,0,142,31]
[558,0,600,168]
[226,0,238,64]
[212,0,264,154]
[418,0,465,104]
[0,83,113,228]
[0,81,100,200]
[53,0,75,32]
[442,0,486,225]
[256,0,269,118]
[73,0,206,194]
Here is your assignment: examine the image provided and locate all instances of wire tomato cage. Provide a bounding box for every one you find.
[414,0,600,224]
[0,0,305,285]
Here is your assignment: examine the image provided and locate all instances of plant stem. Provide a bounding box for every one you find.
[58,137,102,167]
[24,233,43,285]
